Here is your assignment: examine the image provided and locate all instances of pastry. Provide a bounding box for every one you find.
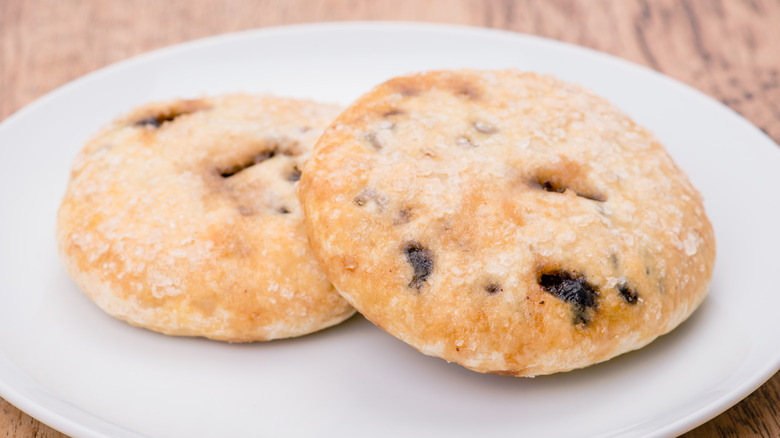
[298,70,715,376]
[57,94,355,341]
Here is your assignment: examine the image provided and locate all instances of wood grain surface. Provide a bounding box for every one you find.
[1,1,778,437]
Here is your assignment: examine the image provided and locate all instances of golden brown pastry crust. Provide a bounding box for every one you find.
[298,70,715,376]
[57,94,355,341]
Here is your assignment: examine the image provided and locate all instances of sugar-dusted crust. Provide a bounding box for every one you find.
[298,70,715,376]
[57,94,355,341]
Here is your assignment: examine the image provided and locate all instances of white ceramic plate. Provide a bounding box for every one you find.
[1,22,779,438]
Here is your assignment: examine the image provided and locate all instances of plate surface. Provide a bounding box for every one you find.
[1,22,779,438]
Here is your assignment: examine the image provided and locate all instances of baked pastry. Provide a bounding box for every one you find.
[57,94,355,341]
[298,70,715,376]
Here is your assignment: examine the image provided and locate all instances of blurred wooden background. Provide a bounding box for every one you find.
[1,0,778,436]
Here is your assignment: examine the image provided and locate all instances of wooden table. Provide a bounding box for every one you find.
[1,1,778,436]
